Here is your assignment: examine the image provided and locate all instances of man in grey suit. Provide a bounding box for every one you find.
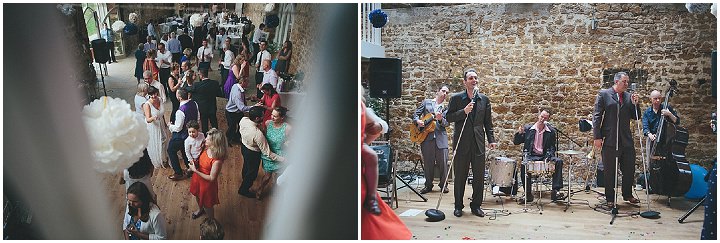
[446,69,497,218]
[413,85,451,194]
[592,71,641,207]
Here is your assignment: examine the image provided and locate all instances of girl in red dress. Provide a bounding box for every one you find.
[189,128,228,220]
[361,99,411,240]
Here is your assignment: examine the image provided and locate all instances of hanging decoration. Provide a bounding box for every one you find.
[190,13,204,27]
[265,14,280,28]
[368,9,388,28]
[265,3,275,13]
[111,20,126,32]
[685,3,712,14]
[82,97,148,173]
[128,12,139,24]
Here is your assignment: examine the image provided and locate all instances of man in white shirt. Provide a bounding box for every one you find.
[237,106,285,198]
[219,38,235,85]
[254,40,271,98]
[251,23,267,63]
[156,43,173,99]
[259,59,278,89]
[216,28,227,51]
[143,70,166,104]
[197,39,213,72]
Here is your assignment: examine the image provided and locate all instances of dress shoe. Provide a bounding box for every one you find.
[471,207,485,217]
[442,187,450,193]
[551,190,566,201]
[364,198,382,215]
[453,209,463,217]
[168,173,184,181]
[419,187,432,194]
[623,197,640,204]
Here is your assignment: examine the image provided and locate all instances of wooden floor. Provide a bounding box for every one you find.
[389,178,705,240]
[103,85,272,239]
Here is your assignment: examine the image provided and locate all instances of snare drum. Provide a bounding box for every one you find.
[489,157,517,187]
[526,160,555,175]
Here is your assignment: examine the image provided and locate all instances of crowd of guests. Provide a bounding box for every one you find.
[119,11,293,239]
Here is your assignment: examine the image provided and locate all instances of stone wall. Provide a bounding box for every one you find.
[287,4,322,77]
[372,3,716,171]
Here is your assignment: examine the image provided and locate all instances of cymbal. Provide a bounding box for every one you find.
[557,150,585,155]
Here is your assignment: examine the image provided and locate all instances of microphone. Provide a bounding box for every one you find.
[472,86,480,102]
[544,121,554,128]
[629,83,637,93]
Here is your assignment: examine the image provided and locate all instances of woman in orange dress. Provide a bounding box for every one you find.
[360,99,411,240]
[143,49,160,82]
[189,128,228,220]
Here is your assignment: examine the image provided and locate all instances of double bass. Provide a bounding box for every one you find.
[647,80,693,197]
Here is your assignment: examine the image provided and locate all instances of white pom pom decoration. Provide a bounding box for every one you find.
[190,13,204,27]
[112,20,126,32]
[264,3,275,13]
[83,97,148,173]
[129,13,138,24]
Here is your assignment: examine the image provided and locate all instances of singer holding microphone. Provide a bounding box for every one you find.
[445,68,497,218]
[592,72,641,207]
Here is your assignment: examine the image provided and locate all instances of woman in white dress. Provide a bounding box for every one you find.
[143,86,170,168]
[134,83,149,119]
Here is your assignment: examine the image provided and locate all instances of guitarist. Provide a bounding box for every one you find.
[413,85,451,194]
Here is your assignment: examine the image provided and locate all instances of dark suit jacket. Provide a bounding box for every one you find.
[412,99,449,149]
[190,78,222,113]
[592,88,641,149]
[513,123,557,159]
[446,91,495,154]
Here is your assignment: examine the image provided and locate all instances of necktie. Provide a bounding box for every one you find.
[618,92,623,105]
[201,47,205,62]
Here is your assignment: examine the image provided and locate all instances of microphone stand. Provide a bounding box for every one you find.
[636,93,660,219]
[610,94,620,225]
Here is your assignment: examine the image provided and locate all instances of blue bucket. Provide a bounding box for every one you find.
[685,164,708,199]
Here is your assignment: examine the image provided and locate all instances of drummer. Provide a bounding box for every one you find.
[512,107,566,203]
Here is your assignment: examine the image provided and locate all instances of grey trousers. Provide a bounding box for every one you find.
[420,139,448,190]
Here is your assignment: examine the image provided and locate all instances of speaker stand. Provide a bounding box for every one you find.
[97,62,107,97]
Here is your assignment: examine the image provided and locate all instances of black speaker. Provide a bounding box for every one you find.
[370,144,392,183]
[712,50,716,97]
[368,57,402,98]
[91,38,109,64]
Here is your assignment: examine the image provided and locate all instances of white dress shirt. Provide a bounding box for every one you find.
[155,50,172,69]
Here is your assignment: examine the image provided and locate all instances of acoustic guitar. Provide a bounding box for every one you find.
[409,107,446,143]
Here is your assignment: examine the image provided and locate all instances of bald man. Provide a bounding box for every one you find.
[641,89,680,163]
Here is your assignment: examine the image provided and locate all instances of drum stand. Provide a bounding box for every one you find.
[515,153,543,214]
[563,155,591,212]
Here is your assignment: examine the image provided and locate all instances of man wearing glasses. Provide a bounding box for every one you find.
[413,85,450,195]
[592,72,641,207]
[446,69,497,218]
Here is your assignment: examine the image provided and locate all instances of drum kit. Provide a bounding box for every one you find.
[486,149,594,212]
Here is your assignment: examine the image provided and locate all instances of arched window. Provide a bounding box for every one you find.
[273,3,295,44]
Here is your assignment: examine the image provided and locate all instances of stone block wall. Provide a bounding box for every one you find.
[372,3,716,171]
